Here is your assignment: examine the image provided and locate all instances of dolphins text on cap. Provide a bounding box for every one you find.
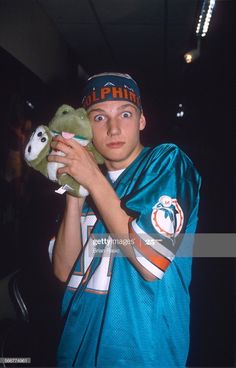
[82,86,141,110]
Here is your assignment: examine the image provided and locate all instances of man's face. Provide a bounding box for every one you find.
[87,100,146,170]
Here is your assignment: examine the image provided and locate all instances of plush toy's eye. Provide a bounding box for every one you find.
[41,137,46,143]
[62,110,68,115]
[37,131,43,137]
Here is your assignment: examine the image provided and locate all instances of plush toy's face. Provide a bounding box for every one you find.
[25,125,51,166]
[48,105,93,140]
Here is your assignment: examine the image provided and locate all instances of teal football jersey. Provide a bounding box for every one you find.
[57,144,201,367]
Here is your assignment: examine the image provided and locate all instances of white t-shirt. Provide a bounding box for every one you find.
[107,168,125,183]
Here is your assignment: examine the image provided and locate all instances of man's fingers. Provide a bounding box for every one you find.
[47,154,69,164]
[57,166,69,176]
[51,135,87,155]
[51,139,69,149]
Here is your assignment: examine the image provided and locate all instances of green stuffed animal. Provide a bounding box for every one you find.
[24,104,104,197]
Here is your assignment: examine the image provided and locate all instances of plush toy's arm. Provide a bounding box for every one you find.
[33,156,49,177]
[86,142,104,164]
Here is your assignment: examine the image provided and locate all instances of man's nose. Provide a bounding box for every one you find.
[107,118,120,136]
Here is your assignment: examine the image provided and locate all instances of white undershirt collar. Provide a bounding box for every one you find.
[108,168,125,183]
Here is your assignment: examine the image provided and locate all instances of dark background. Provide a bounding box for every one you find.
[0,0,235,366]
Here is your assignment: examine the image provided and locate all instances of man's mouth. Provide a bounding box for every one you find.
[106,142,125,148]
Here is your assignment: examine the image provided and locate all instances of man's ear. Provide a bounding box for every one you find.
[139,113,146,131]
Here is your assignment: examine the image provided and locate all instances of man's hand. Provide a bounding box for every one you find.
[48,135,102,191]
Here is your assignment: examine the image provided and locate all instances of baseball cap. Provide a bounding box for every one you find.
[81,72,142,110]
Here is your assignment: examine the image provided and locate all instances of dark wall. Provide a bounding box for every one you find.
[0,1,235,364]
[133,2,235,365]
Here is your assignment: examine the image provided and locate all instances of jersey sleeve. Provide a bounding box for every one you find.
[122,144,201,280]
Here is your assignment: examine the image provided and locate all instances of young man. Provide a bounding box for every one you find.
[48,73,201,367]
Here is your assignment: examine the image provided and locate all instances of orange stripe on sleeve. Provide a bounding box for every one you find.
[85,288,108,295]
[129,221,171,272]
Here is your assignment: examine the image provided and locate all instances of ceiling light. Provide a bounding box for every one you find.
[184,39,201,64]
[176,104,184,118]
[184,48,200,63]
[196,0,216,37]
[26,100,34,109]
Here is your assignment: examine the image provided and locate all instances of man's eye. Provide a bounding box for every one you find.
[121,111,132,118]
[94,115,105,122]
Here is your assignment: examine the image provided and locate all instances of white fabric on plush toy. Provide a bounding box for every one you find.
[48,132,90,196]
